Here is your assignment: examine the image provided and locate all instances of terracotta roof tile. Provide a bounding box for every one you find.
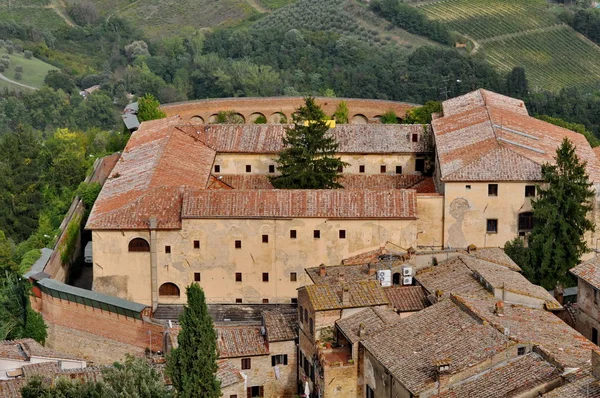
[0,339,83,362]
[304,280,390,311]
[179,124,433,154]
[262,309,297,342]
[433,352,561,398]
[182,189,417,219]
[336,307,400,344]
[217,359,244,387]
[543,366,600,397]
[216,326,269,358]
[384,286,428,312]
[571,256,600,289]
[0,379,25,398]
[415,257,491,299]
[361,299,513,396]
[468,247,522,272]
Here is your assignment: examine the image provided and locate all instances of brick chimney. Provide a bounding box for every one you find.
[434,358,451,394]
[358,323,366,338]
[342,286,350,306]
[554,282,565,306]
[494,301,504,317]
[368,263,376,276]
[319,264,327,277]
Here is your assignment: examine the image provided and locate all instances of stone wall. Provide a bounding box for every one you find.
[575,279,600,343]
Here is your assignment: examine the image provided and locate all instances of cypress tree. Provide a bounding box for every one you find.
[270,97,347,189]
[167,284,220,398]
[528,138,595,288]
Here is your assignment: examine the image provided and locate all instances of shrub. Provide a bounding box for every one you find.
[15,65,23,73]
[6,45,13,54]
[14,71,22,80]
[254,115,267,124]
[1,59,10,68]
[23,50,32,59]
[0,40,5,48]
[14,44,22,53]
[0,65,5,73]
[380,110,399,124]
[1,54,9,59]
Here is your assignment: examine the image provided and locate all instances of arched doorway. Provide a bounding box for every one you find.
[159,283,180,297]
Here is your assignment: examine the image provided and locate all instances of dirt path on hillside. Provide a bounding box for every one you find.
[245,0,269,14]
[0,73,37,90]
[48,0,75,27]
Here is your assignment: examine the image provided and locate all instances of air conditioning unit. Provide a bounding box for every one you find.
[402,266,413,277]
[403,276,413,286]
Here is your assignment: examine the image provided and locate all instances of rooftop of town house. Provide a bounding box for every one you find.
[302,280,390,311]
[262,308,297,342]
[415,254,561,309]
[0,339,83,362]
[216,325,269,358]
[207,173,435,192]
[384,286,428,312]
[336,307,401,344]
[571,256,600,290]
[432,352,561,398]
[543,366,600,397]
[360,299,513,396]
[181,189,417,220]
[153,303,297,325]
[433,89,600,183]
[176,123,433,154]
[217,359,244,388]
[454,294,597,368]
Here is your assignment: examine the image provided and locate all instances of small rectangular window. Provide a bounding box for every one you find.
[488,184,498,196]
[214,165,221,173]
[194,272,201,282]
[241,358,251,370]
[262,299,269,304]
[415,158,425,172]
[337,165,343,172]
[193,240,200,249]
[396,166,402,174]
[236,273,242,282]
[290,230,297,239]
[235,240,242,249]
[269,165,275,173]
[165,246,171,254]
[291,298,298,304]
[525,185,536,197]
[290,272,297,282]
[271,354,288,366]
[359,165,365,173]
[263,273,269,282]
[380,165,386,173]
[412,133,419,142]
[486,219,498,233]
[517,347,526,356]
[235,298,242,303]
[466,185,471,190]
[262,235,269,243]
[246,165,252,173]
[230,395,238,398]
[339,230,346,239]
[313,230,320,239]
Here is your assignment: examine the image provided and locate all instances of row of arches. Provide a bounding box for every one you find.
[187,113,401,125]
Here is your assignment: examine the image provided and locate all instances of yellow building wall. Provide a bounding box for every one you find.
[416,194,444,249]
[213,153,421,175]
[443,182,536,248]
[92,218,417,306]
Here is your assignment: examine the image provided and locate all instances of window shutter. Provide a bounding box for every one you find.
[272,356,276,366]
[259,386,264,397]
[247,387,252,398]
[283,354,288,365]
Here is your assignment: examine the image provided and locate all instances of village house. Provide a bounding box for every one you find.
[570,257,600,345]
[86,89,600,308]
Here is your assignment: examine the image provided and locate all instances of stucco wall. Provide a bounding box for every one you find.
[214,154,422,176]
[416,194,444,249]
[92,218,416,306]
[576,279,600,343]
[443,181,536,248]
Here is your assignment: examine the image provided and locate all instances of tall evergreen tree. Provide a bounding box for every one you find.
[528,138,595,288]
[167,284,220,398]
[271,97,347,189]
[506,66,529,99]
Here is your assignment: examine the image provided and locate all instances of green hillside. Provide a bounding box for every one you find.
[418,0,600,91]
[0,48,57,92]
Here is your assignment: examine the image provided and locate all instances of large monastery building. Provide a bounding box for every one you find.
[86,90,600,308]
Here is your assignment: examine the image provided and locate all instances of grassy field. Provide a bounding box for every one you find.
[0,47,57,90]
[417,0,600,91]
[0,7,67,31]
[258,0,296,10]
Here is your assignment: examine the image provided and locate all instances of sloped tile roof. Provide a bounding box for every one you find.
[384,286,428,312]
[216,326,269,358]
[433,352,561,398]
[217,359,244,388]
[455,295,597,368]
[361,299,512,396]
[415,257,491,299]
[0,339,83,362]
[336,307,400,344]
[182,189,417,219]
[543,366,600,397]
[262,309,297,342]
[571,256,600,289]
[468,247,521,272]
[303,280,390,311]
[179,124,433,154]
[434,89,600,182]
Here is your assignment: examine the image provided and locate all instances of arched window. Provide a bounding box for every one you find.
[128,238,150,252]
[159,283,180,297]
[518,212,534,232]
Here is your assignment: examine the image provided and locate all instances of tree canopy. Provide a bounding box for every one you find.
[271,97,347,189]
[137,94,167,123]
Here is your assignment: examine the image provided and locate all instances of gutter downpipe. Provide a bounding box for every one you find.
[149,216,158,311]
